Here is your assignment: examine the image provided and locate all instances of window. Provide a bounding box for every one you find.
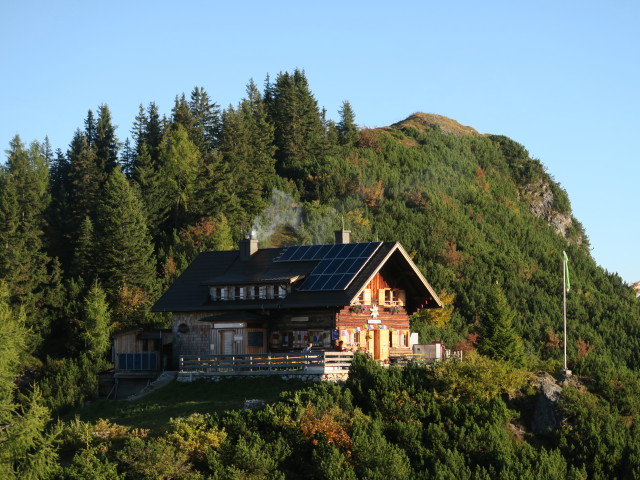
[358,289,372,304]
[177,323,189,334]
[277,285,287,299]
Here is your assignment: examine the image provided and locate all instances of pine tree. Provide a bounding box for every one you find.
[218,81,277,233]
[158,124,202,230]
[476,285,525,366]
[0,283,60,480]
[0,137,51,335]
[84,109,97,146]
[46,148,72,266]
[337,100,359,146]
[71,216,96,281]
[266,69,325,182]
[189,86,221,154]
[81,282,112,367]
[67,130,103,225]
[94,168,157,299]
[94,104,119,173]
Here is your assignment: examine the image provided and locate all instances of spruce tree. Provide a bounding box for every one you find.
[94,168,156,302]
[218,82,277,233]
[67,130,103,225]
[71,216,96,281]
[158,124,202,230]
[0,283,59,480]
[189,86,221,154]
[0,137,51,335]
[476,285,525,366]
[266,69,325,182]
[81,282,112,367]
[94,104,119,173]
[46,148,72,266]
[337,100,359,146]
[84,109,97,146]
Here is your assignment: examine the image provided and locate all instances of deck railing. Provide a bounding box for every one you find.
[179,351,354,375]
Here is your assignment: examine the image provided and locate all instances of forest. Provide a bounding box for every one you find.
[1,68,640,479]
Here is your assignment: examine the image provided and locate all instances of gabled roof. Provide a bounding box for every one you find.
[151,241,442,314]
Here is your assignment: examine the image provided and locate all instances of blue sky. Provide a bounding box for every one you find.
[1,1,638,284]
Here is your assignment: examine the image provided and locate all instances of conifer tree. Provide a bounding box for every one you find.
[67,130,103,225]
[84,109,97,146]
[46,148,72,265]
[476,285,525,366]
[266,69,325,182]
[71,216,96,281]
[189,86,221,154]
[94,104,119,174]
[94,168,156,302]
[218,81,277,232]
[81,282,112,367]
[337,100,359,146]
[0,137,51,334]
[0,283,59,480]
[158,124,202,230]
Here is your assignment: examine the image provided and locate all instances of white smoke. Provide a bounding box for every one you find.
[251,189,302,242]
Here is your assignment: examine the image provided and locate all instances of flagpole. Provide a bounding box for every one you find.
[563,253,567,371]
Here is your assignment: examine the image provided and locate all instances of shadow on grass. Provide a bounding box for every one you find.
[65,377,312,432]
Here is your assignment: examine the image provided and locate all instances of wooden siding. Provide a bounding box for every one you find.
[336,303,411,360]
[173,313,213,361]
[172,312,268,361]
[113,330,172,354]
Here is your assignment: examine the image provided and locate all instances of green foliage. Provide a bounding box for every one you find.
[116,436,197,480]
[3,70,640,478]
[81,282,112,367]
[0,286,60,479]
[94,168,157,328]
[476,285,526,366]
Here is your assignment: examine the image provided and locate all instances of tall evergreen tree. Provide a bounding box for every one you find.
[67,130,103,225]
[189,86,221,154]
[94,168,157,300]
[94,104,119,174]
[84,109,97,147]
[157,124,202,231]
[337,100,359,146]
[81,282,112,367]
[265,69,325,183]
[476,285,525,366]
[0,137,51,335]
[71,216,96,281]
[46,148,72,265]
[0,283,60,480]
[218,80,277,233]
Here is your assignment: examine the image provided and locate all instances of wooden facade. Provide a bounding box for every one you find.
[335,272,412,360]
[154,235,442,367]
[112,329,173,371]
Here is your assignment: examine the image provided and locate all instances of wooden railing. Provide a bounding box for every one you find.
[179,351,354,374]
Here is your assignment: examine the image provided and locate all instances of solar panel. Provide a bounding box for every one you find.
[273,242,382,290]
[303,242,382,291]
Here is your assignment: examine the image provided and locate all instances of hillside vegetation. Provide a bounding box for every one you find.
[1,69,639,478]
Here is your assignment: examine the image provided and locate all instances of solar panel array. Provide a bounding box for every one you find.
[275,242,381,291]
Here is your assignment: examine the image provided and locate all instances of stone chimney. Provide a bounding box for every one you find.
[334,229,351,244]
[240,230,259,260]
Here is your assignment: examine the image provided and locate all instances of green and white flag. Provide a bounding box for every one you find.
[563,251,570,292]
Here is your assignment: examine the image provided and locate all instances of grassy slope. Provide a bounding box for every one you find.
[66,377,310,432]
